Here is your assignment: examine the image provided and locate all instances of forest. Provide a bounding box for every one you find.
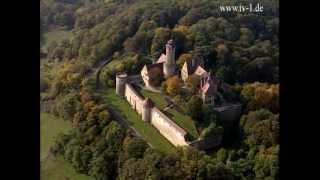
[40,0,279,179]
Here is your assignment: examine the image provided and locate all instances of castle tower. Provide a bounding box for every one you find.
[142,98,154,122]
[164,39,176,78]
[116,72,128,97]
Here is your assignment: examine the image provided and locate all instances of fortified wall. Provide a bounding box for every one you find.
[116,73,189,147]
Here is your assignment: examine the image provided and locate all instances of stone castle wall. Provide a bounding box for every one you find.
[122,82,188,147]
[150,107,188,146]
[124,83,144,115]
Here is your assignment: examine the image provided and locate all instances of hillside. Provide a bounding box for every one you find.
[40,0,279,179]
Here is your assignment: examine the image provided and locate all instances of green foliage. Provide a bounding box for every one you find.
[56,93,81,120]
[123,138,148,159]
[240,109,279,148]
[40,78,50,92]
[186,95,203,120]
[240,82,279,113]
[200,122,223,139]
[42,1,279,179]
[176,53,192,68]
[217,148,228,163]
[151,27,171,57]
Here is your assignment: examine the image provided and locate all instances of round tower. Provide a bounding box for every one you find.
[164,39,176,78]
[116,72,128,97]
[142,98,154,122]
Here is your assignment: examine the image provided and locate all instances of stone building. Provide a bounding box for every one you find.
[141,39,176,87]
[181,60,218,105]
[163,39,176,78]
[116,72,128,96]
[181,57,204,82]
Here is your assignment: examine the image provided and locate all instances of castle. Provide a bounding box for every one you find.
[141,39,218,105]
[114,39,241,149]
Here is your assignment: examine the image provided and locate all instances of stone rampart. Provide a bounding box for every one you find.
[150,107,188,146]
[122,82,189,147]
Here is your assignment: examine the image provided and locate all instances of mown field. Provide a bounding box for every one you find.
[40,112,93,180]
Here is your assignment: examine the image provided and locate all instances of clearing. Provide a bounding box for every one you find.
[41,112,93,180]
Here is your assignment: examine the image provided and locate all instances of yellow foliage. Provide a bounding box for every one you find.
[164,75,182,96]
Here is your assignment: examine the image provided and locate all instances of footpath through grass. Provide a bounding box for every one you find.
[104,88,176,153]
[41,112,93,180]
[140,89,199,140]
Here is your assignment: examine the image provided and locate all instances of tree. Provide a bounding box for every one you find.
[57,93,81,120]
[217,148,228,163]
[200,122,223,140]
[89,152,117,180]
[176,53,192,68]
[123,138,148,159]
[216,66,235,84]
[124,32,152,54]
[240,83,279,113]
[163,75,182,96]
[40,78,49,92]
[185,74,200,94]
[151,27,171,57]
[239,27,254,47]
[240,109,279,147]
[186,95,203,120]
[119,158,147,180]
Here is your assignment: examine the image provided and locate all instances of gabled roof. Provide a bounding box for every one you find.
[143,63,164,77]
[156,53,167,63]
[194,66,208,77]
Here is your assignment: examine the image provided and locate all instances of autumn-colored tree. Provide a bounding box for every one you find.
[186,74,200,94]
[164,75,182,96]
[241,82,279,113]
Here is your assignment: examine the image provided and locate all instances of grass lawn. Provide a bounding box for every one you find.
[41,155,94,180]
[41,112,93,180]
[140,89,199,140]
[140,89,167,109]
[103,88,176,153]
[40,112,72,158]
